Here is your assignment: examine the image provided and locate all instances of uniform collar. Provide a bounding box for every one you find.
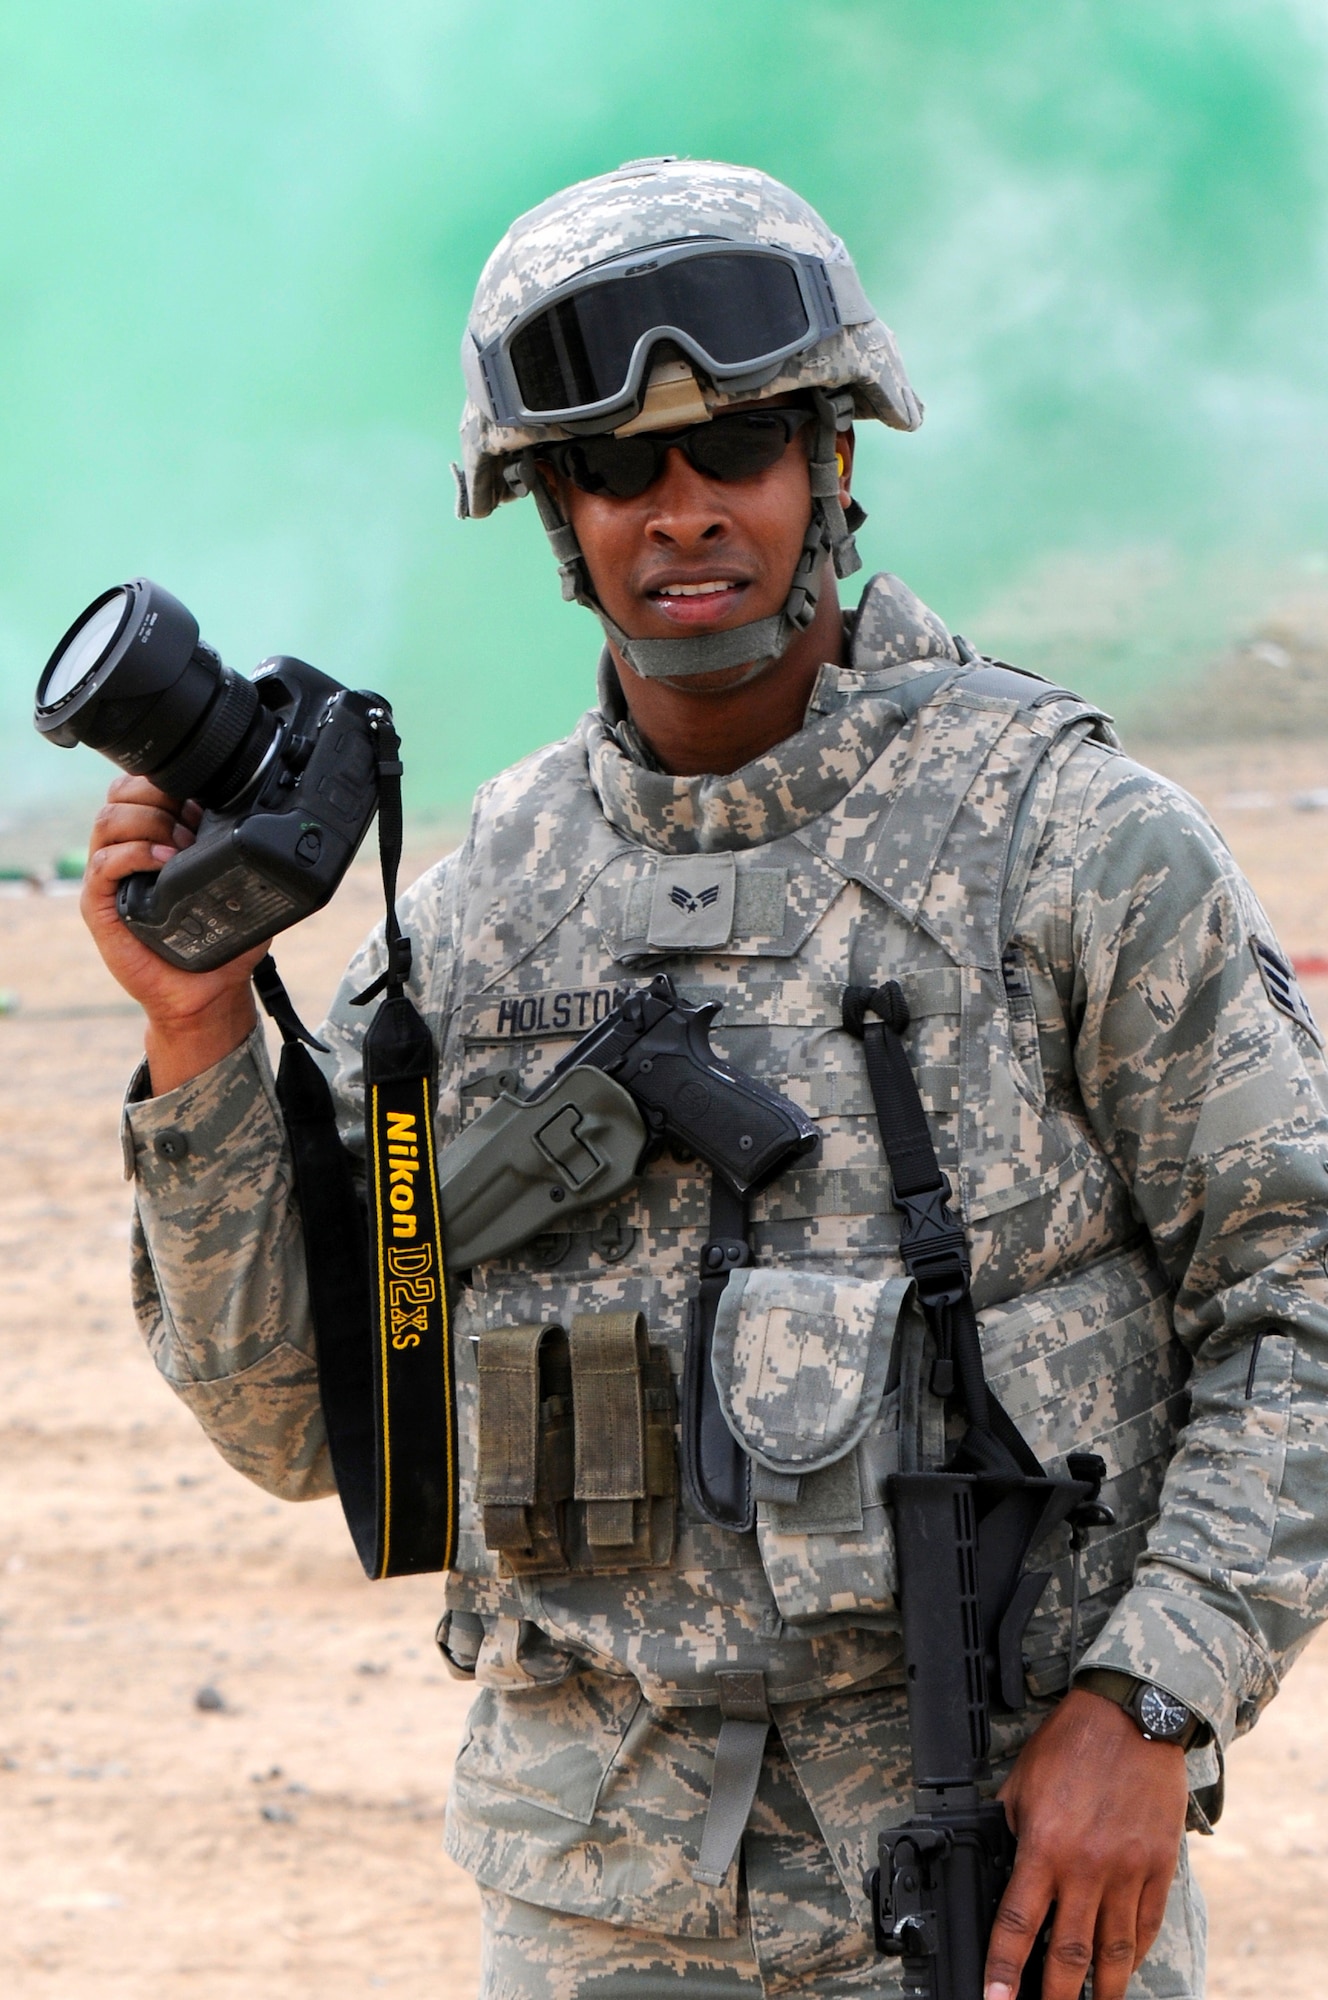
[582,571,961,855]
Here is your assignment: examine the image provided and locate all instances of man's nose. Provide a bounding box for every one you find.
[643,447,729,545]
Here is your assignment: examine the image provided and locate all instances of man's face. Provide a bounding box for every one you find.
[543,399,855,650]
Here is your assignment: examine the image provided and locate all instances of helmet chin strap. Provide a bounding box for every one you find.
[515,389,865,688]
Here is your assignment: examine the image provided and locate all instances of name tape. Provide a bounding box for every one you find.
[465,983,637,1044]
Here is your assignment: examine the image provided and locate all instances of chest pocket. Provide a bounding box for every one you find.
[711,1266,917,1625]
[957,961,1099,1224]
[842,895,1099,1243]
[445,889,641,1126]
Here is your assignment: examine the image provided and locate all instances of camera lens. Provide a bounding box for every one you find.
[42,588,132,706]
[35,578,280,809]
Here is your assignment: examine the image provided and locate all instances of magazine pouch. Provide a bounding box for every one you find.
[476,1312,677,1577]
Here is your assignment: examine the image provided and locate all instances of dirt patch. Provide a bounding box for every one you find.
[2,759,1326,1997]
[1125,586,1328,744]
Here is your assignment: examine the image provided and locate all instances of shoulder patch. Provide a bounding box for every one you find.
[1252,938,1324,1048]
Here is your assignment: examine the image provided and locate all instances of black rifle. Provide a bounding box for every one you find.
[868,1463,1105,1997]
[844,983,1109,2000]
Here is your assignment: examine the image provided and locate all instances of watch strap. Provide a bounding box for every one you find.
[1075,1668,1203,1750]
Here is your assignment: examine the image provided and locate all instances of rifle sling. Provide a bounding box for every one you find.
[843,982,1041,1479]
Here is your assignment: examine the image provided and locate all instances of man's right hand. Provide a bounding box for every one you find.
[82,775,267,1095]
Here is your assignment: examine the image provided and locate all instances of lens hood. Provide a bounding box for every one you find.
[34,577,279,808]
[36,579,202,752]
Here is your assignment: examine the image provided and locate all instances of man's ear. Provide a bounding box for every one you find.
[835,425,855,508]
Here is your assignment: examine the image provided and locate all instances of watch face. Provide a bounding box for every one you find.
[1138,1684,1190,1741]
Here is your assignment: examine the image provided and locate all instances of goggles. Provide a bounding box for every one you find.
[468,239,872,430]
[540,407,814,500]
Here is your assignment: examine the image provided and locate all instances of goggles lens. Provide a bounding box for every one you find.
[508,251,811,415]
[544,408,812,500]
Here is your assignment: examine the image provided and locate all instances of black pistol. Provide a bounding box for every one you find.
[437,973,818,1267]
[545,971,818,1199]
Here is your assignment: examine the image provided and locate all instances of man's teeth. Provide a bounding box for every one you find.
[657,581,737,597]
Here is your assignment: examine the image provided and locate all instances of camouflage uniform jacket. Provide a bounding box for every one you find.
[124,572,1328,1938]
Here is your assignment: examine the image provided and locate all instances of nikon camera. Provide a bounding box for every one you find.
[35,578,387,971]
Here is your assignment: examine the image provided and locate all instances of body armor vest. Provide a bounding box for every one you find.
[433,639,1190,1713]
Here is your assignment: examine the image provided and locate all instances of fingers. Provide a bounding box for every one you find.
[85,838,172,892]
[1085,1885,1149,2000]
[984,1851,1053,2000]
[91,816,184,872]
[1041,1889,1121,2000]
[104,772,184,811]
[97,775,200,838]
[81,838,168,951]
[1132,1869,1173,1970]
[92,794,194,855]
[986,1854,1175,2000]
[1039,1879,1161,2000]
[985,1856,1140,2000]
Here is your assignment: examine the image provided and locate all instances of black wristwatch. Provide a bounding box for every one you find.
[1075,1668,1204,1750]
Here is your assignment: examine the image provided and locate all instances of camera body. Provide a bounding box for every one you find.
[34,579,388,971]
[118,657,382,970]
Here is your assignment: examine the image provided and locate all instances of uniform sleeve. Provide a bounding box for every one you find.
[124,844,468,1500]
[1057,753,1328,1746]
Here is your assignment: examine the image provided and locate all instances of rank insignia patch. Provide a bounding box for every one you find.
[646,851,736,949]
[669,883,721,915]
[1252,938,1324,1048]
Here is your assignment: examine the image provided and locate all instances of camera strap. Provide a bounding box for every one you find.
[256,708,458,1578]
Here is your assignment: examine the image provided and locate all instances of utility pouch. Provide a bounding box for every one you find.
[567,1312,677,1572]
[476,1322,574,1574]
[710,1268,914,1622]
[476,1311,676,1577]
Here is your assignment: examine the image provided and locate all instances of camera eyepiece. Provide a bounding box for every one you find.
[35,577,280,809]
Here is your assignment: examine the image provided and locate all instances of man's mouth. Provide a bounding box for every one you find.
[647,578,749,626]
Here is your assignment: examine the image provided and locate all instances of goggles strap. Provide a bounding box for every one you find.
[521,390,865,683]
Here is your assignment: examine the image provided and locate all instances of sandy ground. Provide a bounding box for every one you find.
[3,737,1328,1998]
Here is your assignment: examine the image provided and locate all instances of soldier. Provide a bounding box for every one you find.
[82,158,1328,2000]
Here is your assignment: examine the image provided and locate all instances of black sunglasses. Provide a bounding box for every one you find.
[540,407,814,501]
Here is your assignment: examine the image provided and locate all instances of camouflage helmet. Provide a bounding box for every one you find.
[455,157,924,684]
[456,156,922,520]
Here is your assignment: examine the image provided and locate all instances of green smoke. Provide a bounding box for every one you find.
[3,0,1326,821]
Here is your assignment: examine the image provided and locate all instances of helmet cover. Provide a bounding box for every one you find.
[458,156,922,519]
